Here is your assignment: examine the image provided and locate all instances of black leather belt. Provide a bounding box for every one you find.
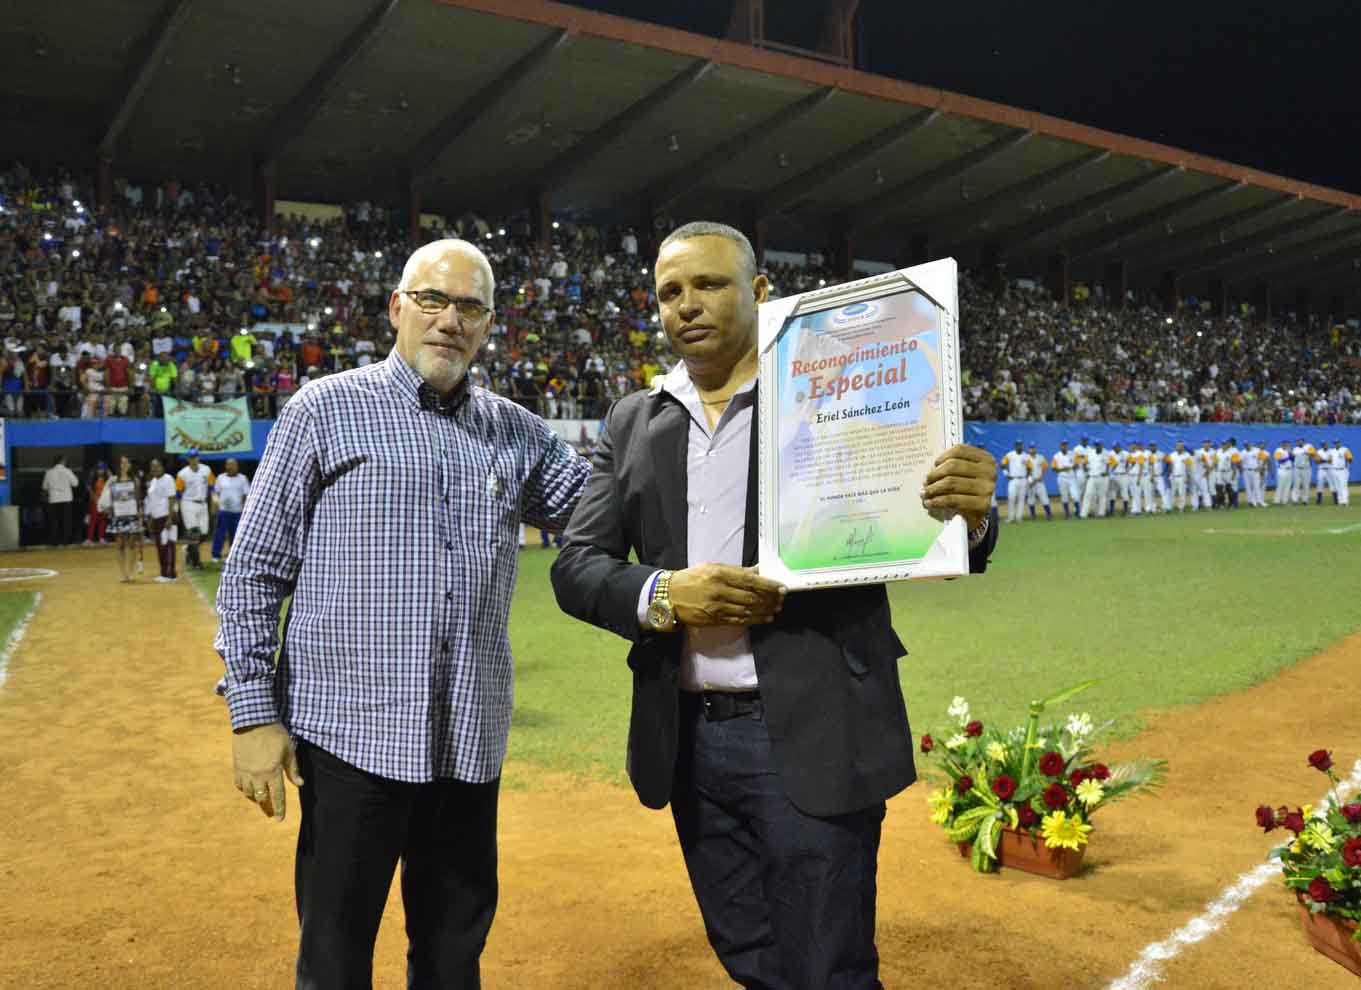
[686,690,762,722]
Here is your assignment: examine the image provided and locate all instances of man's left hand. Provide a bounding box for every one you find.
[922,444,998,532]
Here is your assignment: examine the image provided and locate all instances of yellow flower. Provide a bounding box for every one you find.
[927,788,955,825]
[1075,778,1105,808]
[1041,811,1093,851]
[1290,841,1303,855]
[1302,823,1335,853]
[986,741,1008,763]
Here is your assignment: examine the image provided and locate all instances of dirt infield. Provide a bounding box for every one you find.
[1,547,1359,989]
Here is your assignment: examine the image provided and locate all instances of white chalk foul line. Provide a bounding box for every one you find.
[1327,521,1361,534]
[0,592,43,693]
[1107,758,1361,990]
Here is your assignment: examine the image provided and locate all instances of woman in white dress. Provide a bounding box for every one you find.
[100,456,144,583]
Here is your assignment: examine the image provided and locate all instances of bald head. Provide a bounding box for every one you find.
[398,239,495,295]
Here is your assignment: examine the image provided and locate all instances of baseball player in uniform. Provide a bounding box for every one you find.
[1109,442,1131,516]
[1316,441,1333,504]
[1292,438,1314,504]
[1052,441,1079,518]
[1026,442,1051,519]
[1080,440,1112,519]
[1001,440,1030,524]
[1213,439,1237,509]
[1145,441,1168,513]
[1272,440,1293,505]
[175,447,216,570]
[1333,440,1353,505]
[1128,441,1147,515]
[1167,441,1193,511]
[1071,435,1091,511]
[1335,440,1350,504]
[1192,440,1215,511]
[1249,440,1265,506]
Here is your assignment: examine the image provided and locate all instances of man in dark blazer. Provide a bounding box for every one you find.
[551,222,998,990]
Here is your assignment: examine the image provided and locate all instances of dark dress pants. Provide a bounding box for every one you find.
[293,742,499,990]
[671,693,885,990]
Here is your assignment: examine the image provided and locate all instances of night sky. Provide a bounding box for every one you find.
[566,0,1361,193]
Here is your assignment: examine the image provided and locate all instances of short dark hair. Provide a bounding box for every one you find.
[658,221,757,281]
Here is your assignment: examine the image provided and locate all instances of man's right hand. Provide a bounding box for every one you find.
[668,564,786,628]
[232,721,304,822]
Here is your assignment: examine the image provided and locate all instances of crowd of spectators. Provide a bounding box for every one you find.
[2,162,1359,426]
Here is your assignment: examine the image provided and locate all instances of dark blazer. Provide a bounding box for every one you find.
[550,384,998,818]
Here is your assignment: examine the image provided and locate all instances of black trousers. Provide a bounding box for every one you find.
[670,694,885,990]
[47,501,74,545]
[293,742,499,990]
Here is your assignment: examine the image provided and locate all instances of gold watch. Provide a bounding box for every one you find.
[646,570,676,633]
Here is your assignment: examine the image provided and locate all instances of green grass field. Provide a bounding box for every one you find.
[192,499,1361,784]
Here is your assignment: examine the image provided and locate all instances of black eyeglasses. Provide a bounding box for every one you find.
[402,289,492,323]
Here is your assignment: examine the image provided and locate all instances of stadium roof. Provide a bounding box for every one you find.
[4,0,1360,301]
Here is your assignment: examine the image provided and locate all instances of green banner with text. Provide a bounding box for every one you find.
[163,398,253,455]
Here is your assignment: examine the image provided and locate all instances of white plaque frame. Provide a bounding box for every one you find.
[757,258,967,590]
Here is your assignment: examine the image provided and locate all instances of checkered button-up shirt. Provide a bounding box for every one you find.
[215,351,591,783]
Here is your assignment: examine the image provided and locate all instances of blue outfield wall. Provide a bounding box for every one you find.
[2,417,1357,504]
[966,422,1361,497]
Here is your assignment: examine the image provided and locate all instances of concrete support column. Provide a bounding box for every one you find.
[96,156,114,216]
[982,242,1006,295]
[829,221,855,282]
[1046,252,1070,306]
[253,158,275,233]
[1208,274,1227,316]
[906,232,930,267]
[527,185,552,247]
[1253,283,1272,319]
[1105,260,1127,309]
[1158,269,1179,314]
[405,179,422,245]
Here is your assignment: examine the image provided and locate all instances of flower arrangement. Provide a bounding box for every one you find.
[1255,749,1361,944]
[920,681,1167,874]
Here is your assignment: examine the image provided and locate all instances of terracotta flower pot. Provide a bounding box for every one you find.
[1295,895,1361,977]
[956,826,1086,879]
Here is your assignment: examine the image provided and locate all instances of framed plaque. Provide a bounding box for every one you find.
[757,258,967,590]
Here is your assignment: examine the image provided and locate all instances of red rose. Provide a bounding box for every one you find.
[1043,783,1068,810]
[1038,752,1065,777]
[1308,876,1335,903]
[1255,805,1277,833]
[1308,749,1333,773]
[992,775,1017,801]
[920,734,934,754]
[955,775,974,795]
[1017,805,1041,829]
[1342,804,1361,825]
[1281,810,1306,835]
[964,720,984,738]
[1069,769,1089,787]
[1091,763,1110,781]
[1343,837,1361,868]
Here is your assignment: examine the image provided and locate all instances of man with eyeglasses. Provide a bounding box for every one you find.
[215,238,591,989]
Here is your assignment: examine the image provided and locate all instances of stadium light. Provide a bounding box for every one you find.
[324,307,333,315]
[552,221,560,230]
[309,237,320,248]
[75,205,84,214]
[497,228,506,236]
[307,321,318,331]
[640,267,647,275]
[374,251,382,259]
[485,232,493,240]
[71,249,80,258]
[1165,317,1173,324]
[487,342,496,352]
[655,330,665,340]
[43,233,52,241]
[160,306,167,313]
[279,237,288,246]
[819,279,826,287]
[1196,330,1203,337]
[73,200,81,208]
